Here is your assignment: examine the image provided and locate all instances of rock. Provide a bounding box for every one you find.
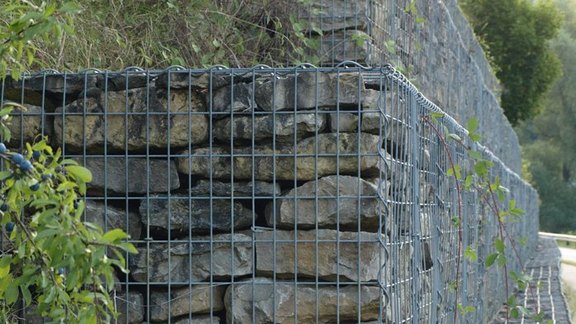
[83,157,180,195]
[156,71,232,90]
[140,193,253,234]
[172,315,221,324]
[95,73,150,91]
[318,30,370,64]
[297,0,367,32]
[209,83,255,118]
[225,278,384,323]
[190,179,280,198]
[213,112,328,143]
[255,229,387,282]
[116,291,144,324]
[149,285,226,322]
[54,87,208,152]
[254,73,371,112]
[330,112,358,132]
[265,175,388,232]
[85,201,142,240]
[6,104,46,147]
[130,233,252,283]
[176,132,386,181]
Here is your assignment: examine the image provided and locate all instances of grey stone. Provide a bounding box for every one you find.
[209,82,255,118]
[139,194,253,234]
[176,132,385,181]
[95,73,150,91]
[265,175,388,232]
[225,278,384,323]
[254,72,371,112]
[255,229,387,282]
[116,291,144,324]
[318,30,371,64]
[172,315,221,324]
[130,233,252,283]
[54,87,208,152]
[156,71,232,90]
[330,112,358,132]
[85,201,142,240]
[149,285,226,322]
[190,179,280,198]
[83,157,180,195]
[213,112,328,143]
[6,104,46,147]
[298,0,367,32]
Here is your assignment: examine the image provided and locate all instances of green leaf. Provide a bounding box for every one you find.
[448,133,462,142]
[66,165,93,183]
[485,253,498,267]
[494,238,505,253]
[447,164,462,180]
[430,112,445,119]
[468,150,483,161]
[464,246,477,262]
[102,228,129,243]
[466,118,479,133]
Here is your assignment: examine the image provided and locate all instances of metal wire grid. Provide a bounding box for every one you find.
[0,64,537,323]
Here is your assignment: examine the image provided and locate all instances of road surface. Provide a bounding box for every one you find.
[560,247,576,291]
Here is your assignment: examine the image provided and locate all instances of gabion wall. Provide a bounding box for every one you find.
[0,65,538,323]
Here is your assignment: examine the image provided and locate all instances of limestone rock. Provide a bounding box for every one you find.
[254,73,369,112]
[213,112,328,143]
[83,157,179,195]
[156,71,232,90]
[318,30,370,64]
[176,132,385,181]
[116,291,144,324]
[255,229,386,282]
[95,73,149,91]
[172,315,221,324]
[6,105,46,147]
[149,285,226,322]
[298,0,367,32]
[209,83,255,118]
[225,278,384,323]
[265,175,388,232]
[330,112,358,132]
[85,201,141,240]
[54,87,208,152]
[140,193,253,234]
[190,179,280,198]
[130,233,252,283]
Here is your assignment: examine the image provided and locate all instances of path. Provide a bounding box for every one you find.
[560,247,576,292]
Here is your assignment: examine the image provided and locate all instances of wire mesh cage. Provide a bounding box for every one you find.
[0,64,537,323]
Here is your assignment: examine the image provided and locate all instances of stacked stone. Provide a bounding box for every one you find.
[2,70,427,323]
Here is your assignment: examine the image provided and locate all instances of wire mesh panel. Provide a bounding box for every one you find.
[0,64,537,323]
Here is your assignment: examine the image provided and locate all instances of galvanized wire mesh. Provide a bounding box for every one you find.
[0,64,537,323]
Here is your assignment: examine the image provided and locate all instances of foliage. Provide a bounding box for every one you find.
[460,0,562,125]
[425,112,544,322]
[0,0,78,79]
[516,0,576,233]
[0,1,136,322]
[27,0,323,70]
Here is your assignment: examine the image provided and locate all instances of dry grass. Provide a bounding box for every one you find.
[562,281,576,323]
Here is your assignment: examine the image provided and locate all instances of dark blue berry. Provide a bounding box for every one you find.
[41,173,52,181]
[0,143,7,154]
[11,153,24,164]
[19,160,33,172]
[30,183,40,191]
[32,150,41,160]
[73,201,79,209]
[0,204,8,212]
[57,267,66,275]
[5,222,14,232]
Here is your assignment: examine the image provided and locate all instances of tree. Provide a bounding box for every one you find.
[0,2,136,322]
[516,0,576,233]
[460,0,562,125]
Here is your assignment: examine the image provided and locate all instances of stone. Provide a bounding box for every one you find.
[95,73,150,91]
[265,175,388,232]
[130,233,252,283]
[213,112,328,143]
[85,201,142,240]
[156,71,232,90]
[330,112,358,132]
[255,229,387,282]
[116,291,144,324]
[225,278,384,323]
[140,193,253,234]
[172,315,221,324]
[318,30,371,64]
[176,132,386,181]
[149,285,226,322]
[6,104,46,147]
[54,87,208,152]
[254,73,370,112]
[297,0,367,32]
[209,82,255,118]
[190,179,280,198]
[83,157,180,195]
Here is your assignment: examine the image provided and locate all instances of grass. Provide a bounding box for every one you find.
[29,0,317,71]
[562,281,576,323]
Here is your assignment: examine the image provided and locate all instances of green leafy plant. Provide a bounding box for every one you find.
[0,103,137,323]
[424,112,544,322]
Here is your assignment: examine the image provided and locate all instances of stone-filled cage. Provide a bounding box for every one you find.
[0,64,537,323]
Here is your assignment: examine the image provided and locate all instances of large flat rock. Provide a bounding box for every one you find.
[149,285,226,322]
